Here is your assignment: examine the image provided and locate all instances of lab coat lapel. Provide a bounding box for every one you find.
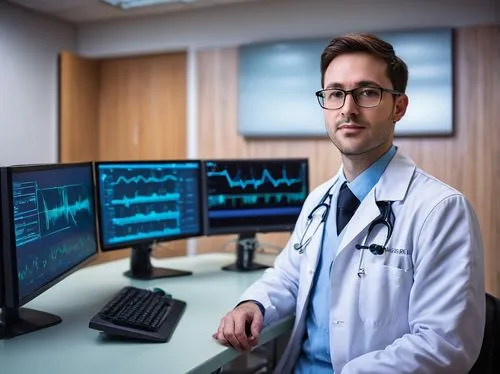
[337,151,416,253]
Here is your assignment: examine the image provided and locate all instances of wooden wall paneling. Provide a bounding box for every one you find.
[59,51,100,162]
[98,52,188,260]
[99,53,187,160]
[195,27,500,295]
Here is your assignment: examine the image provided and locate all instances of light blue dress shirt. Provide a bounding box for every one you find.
[294,145,397,374]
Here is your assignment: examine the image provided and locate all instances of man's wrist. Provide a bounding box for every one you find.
[236,300,265,318]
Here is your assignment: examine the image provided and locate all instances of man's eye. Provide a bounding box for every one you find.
[327,91,344,99]
[358,88,379,97]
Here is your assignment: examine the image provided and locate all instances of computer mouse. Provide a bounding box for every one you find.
[152,288,172,299]
[152,287,166,296]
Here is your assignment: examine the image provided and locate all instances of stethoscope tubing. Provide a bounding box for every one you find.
[294,180,395,278]
[293,180,338,253]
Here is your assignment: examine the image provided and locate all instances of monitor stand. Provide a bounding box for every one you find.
[124,243,192,280]
[0,306,61,339]
[222,233,270,272]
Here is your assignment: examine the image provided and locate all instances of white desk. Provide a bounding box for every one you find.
[0,253,293,374]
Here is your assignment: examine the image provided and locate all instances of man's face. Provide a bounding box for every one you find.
[322,52,408,157]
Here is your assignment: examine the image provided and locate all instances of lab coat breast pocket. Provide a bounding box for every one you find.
[358,263,413,326]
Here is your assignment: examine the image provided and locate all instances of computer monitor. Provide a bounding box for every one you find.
[203,158,309,271]
[0,162,98,339]
[94,160,203,280]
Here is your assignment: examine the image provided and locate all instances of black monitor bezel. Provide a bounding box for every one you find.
[94,159,205,252]
[1,162,98,308]
[202,158,309,236]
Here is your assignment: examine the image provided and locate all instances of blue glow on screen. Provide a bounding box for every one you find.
[12,164,97,302]
[97,162,201,248]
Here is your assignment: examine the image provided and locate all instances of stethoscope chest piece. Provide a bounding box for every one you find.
[355,200,396,277]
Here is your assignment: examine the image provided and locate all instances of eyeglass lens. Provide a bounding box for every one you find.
[320,87,382,109]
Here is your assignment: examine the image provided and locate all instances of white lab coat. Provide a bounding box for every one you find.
[239,151,485,374]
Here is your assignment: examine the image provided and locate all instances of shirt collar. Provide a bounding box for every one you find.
[340,145,397,202]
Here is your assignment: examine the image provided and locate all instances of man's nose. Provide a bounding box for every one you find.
[341,93,360,117]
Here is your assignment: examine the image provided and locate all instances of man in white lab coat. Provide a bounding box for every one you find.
[213,33,485,373]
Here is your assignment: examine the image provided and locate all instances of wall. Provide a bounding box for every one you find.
[0,2,76,165]
[77,0,499,57]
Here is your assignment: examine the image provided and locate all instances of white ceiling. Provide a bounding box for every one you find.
[7,0,267,23]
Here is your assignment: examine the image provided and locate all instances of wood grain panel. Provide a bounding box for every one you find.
[195,26,500,296]
[98,52,188,259]
[59,51,100,162]
[99,53,187,161]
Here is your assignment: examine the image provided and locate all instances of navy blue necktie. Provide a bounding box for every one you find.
[337,182,360,234]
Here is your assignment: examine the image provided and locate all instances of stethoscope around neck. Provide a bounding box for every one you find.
[293,181,395,277]
[292,185,333,254]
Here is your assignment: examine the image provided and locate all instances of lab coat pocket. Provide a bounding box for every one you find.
[358,264,412,326]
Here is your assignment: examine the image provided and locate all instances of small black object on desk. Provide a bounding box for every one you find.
[222,233,269,272]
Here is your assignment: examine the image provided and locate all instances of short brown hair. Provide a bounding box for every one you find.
[320,33,408,93]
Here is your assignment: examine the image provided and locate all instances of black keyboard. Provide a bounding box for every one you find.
[89,286,186,342]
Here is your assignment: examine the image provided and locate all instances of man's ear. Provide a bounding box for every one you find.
[393,94,409,123]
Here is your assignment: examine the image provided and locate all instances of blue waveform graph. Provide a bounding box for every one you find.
[112,210,180,226]
[13,181,94,247]
[207,164,303,190]
[110,174,178,186]
[38,184,93,238]
[206,161,308,210]
[208,191,307,209]
[17,233,97,298]
[111,191,181,207]
[10,164,98,302]
[204,159,309,232]
[108,226,182,245]
[97,163,202,247]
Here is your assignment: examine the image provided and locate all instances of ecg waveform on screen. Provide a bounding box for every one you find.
[13,182,93,247]
[99,164,200,246]
[111,192,181,207]
[17,233,96,291]
[110,174,178,186]
[206,162,308,209]
[40,187,91,233]
[208,165,302,190]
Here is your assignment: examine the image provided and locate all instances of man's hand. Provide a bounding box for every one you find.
[212,301,264,351]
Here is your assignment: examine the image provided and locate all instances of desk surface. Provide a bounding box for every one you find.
[0,253,293,374]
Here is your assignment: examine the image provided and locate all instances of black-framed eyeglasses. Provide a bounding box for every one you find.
[315,86,402,110]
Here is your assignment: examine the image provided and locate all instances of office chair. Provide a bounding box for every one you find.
[468,293,500,374]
